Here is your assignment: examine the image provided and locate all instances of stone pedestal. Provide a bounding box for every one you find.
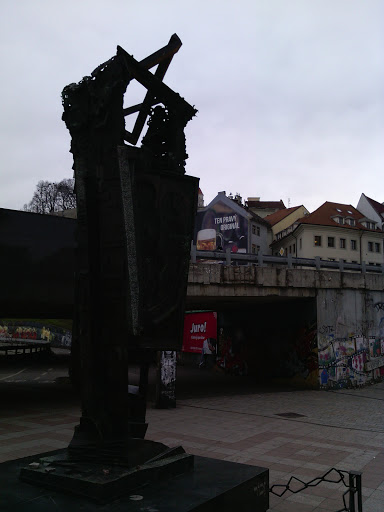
[2,450,269,511]
[20,443,192,503]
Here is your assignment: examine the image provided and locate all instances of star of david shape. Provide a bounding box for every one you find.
[118,34,197,146]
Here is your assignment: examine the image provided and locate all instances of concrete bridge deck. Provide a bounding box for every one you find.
[186,263,384,307]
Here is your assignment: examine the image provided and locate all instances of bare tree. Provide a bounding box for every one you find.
[23,178,76,214]
[57,179,77,211]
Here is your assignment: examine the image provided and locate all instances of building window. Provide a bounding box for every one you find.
[351,239,357,251]
[251,244,256,254]
[368,241,374,252]
[314,236,322,247]
[375,243,381,253]
[299,238,302,249]
[328,237,335,248]
[293,243,296,253]
[289,245,292,254]
[257,245,260,254]
[340,238,346,249]
[257,226,260,236]
[252,225,256,235]
[335,216,344,224]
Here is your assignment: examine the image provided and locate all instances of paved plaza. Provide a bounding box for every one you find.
[0,362,383,511]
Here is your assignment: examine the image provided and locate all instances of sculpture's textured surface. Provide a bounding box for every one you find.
[61,35,198,458]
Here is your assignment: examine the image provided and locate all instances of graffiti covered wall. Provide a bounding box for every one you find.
[317,289,384,389]
[0,320,72,348]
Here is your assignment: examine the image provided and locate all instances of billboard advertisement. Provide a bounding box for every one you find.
[194,200,248,253]
[182,311,217,353]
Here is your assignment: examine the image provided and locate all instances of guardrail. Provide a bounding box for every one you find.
[270,467,362,512]
[191,244,384,274]
[0,343,50,356]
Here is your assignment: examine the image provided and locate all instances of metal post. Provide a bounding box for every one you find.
[190,241,196,263]
[350,471,362,512]
[348,472,356,512]
[315,256,321,270]
[258,252,264,267]
[225,248,231,266]
[339,259,344,272]
[287,254,292,269]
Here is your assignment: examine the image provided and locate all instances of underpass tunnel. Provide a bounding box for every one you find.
[186,296,318,388]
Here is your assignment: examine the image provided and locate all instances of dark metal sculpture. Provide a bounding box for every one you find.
[20,35,199,500]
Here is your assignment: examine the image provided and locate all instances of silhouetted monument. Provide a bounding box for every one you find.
[21,34,199,499]
[16,35,269,510]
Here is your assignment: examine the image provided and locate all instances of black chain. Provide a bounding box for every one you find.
[270,467,362,512]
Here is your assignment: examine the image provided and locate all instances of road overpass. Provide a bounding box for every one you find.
[1,208,383,389]
[187,264,384,389]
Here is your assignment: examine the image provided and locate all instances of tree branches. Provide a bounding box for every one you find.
[23,178,76,214]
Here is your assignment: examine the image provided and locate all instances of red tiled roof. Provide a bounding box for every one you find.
[247,200,286,209]
[264,206,303,226]
[365,194,384,215]
[298,202,379,231]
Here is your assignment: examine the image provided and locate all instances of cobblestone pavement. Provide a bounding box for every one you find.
[0,369,383,512]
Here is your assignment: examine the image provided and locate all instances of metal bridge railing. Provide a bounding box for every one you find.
[191,244,384,274]
[269,467,363,512]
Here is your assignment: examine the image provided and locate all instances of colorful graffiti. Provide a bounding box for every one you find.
[0,325,38,340]
[318,333,384,389]
[317,294,384,389]
[0,321,71,348]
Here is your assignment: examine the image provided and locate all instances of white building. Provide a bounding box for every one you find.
[357,193,384,231]
[271,201,384,267]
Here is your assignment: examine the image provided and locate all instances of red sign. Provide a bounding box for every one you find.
[182,312,217,353]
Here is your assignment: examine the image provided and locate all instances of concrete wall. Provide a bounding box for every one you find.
[187,264,384,299]
[187,264,384,389]
[0,208,76,318]
[317,289,384,389]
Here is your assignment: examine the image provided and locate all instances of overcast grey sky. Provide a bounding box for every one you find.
[1,0,383,212]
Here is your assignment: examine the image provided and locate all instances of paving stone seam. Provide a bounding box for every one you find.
[177,402,384,434]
